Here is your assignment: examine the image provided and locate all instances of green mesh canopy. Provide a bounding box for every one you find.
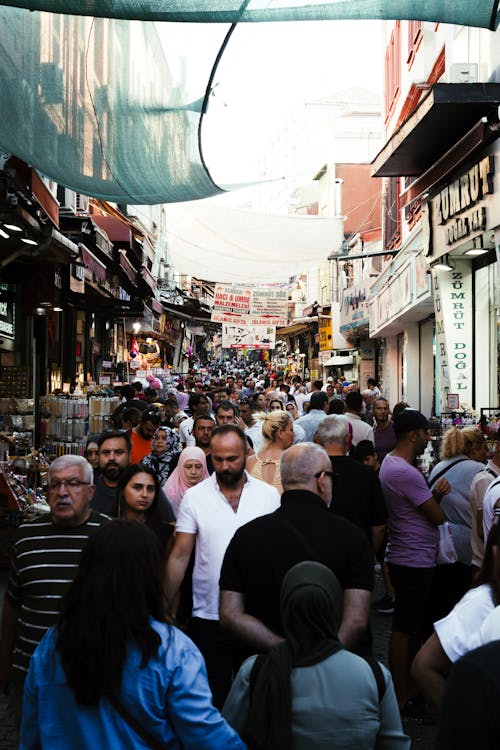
[0,1,498,28]
[0,2,498,205]
[0,7,227,203]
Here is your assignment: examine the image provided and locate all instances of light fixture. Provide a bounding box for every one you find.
[3,223,22,232]
[431,254,455,272]
[21,237,38,246]
[132,322,141,334]
[0,228,9,239]
[53,307,63,312]
[464,236,488,256]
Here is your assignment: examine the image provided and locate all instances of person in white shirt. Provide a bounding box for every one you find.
[165,425,280,708]
[344,391,374,447]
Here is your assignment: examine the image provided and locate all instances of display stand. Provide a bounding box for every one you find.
[0,461,49,568]
[39,395,119,458]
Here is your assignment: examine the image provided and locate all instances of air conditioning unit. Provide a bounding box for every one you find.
[450,63,478,84]
[75,193,89,214]
[57,186,77,214]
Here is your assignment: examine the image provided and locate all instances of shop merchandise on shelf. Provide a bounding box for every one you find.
[0,453,50,567]
[39,394,119,458]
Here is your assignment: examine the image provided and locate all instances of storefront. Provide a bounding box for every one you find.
[424,145,500,416]
[369,232,434,412]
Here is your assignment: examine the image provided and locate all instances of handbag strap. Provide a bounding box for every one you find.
[428,457,468,489]
[107,693,165,750]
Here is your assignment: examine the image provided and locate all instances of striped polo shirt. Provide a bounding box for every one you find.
[6,510,108,676]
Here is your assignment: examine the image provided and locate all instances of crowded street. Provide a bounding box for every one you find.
[2,2,500,749]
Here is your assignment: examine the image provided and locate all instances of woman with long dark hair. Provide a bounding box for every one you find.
[116,463,175,549]
[19,520,245,749]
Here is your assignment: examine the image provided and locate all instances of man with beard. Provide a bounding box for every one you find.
[90,430,132,516]
[165,425,280,708]
[373,397,397,465]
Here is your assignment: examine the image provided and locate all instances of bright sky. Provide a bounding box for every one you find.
[157,20,385,185]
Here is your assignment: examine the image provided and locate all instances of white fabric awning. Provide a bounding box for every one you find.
[166,198,344,283]
[323,355,355,366]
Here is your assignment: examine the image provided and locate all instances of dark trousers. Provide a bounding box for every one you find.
[188,617,245,709]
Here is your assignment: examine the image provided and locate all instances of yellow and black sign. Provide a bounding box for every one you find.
[318,315,333,352]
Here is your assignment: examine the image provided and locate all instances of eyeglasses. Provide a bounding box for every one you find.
[314,470,335,480]
[48,479,90,492]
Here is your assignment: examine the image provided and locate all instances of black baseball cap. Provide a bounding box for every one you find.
[393,408,431,437]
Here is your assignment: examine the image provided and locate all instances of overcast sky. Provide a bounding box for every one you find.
[158,20,385,184]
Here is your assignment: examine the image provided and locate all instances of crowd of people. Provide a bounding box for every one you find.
[1,362,500,748]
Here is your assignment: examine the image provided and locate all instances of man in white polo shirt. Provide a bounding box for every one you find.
[165,424,280,708]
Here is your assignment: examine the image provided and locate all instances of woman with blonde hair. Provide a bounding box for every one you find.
[246,410,295,494]
[427,425,488,620]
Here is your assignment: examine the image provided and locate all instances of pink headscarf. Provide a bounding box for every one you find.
[163,446,209,517]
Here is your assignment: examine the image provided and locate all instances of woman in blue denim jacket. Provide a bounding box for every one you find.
[19,520,245,750]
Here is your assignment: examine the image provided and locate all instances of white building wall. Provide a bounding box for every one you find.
[419,319,434,418]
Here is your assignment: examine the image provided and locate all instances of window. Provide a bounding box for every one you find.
[407,20,422,66]
[385,22,401,122]
[384,177,402,251]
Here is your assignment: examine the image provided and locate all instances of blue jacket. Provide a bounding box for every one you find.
[20,621,246,749]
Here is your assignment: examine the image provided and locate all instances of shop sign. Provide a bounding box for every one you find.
[318,315,333,352]
[119,287,131,302]
[432,155,494,248]
[0,285,15,340]
[221,324,276,349]
[432,261,473,412]
[339,287,369,333]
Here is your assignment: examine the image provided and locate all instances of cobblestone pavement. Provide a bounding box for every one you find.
[0,568,436,749]
[371,569,436,750]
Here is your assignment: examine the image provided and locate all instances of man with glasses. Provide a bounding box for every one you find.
[0,455,108,716]
[219,442,373,658]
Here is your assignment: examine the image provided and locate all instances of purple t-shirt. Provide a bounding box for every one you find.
[374,423,397,464]
[380,454,437,567]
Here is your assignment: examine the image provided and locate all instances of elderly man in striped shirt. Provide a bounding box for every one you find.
[0,454,108,721]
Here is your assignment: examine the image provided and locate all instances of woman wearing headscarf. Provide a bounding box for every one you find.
[223,561,408,750]
[141,425,181,485]
[163,446,209,518]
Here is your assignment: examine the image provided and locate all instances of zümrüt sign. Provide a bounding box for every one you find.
[432,261,473,412]
[431,155,495,248]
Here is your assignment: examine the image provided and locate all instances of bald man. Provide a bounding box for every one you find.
[219,442,374,656]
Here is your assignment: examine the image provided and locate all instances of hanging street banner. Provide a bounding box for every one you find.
[212,284,288,327]
[221,324,276,349]
[431,260,473,413]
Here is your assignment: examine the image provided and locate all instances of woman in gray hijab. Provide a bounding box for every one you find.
[223,561,409,750]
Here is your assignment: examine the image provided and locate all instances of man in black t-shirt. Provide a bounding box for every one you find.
[219,443,373,656]
[315,415,387,553]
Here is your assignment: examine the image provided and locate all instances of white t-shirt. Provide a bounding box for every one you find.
[244,422,264,453]
[482,476,500,542]
[175,471,280,620]
[434,583,496,662]
[345,412,375,446]
[178,416,195,446]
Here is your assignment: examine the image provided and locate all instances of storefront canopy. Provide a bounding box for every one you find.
[0,3,499,206]
[165,199,344,282]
